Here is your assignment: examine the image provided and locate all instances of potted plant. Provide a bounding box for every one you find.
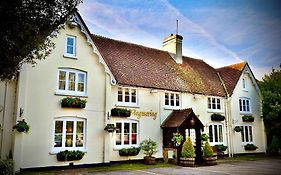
[234,126,243,132]
[214,144,228,158]
[111,108,131,117]
[203,141,217,165]
[179,137,195,167]
[61,97,87,108]
[244,143,258,151]
[171,132,183,147]
[104,124,116,132]
[211,113,225,121]
[140,138,157,165]
[57,150,85,161]
[119,147,141,156]
[242,115,254,122]
[13,119,29,133]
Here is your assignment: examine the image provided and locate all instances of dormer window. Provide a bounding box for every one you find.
[65,35,76,58]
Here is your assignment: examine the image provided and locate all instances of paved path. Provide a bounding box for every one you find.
[89,158,281,175]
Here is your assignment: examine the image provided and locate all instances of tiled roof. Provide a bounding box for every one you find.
[91,34,226,97]
[161,108,204,128]
[217,62,246,95]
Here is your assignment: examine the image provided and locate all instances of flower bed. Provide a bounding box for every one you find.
[61,97,87,108]
[211,113,225,121]
[111,108,131,117]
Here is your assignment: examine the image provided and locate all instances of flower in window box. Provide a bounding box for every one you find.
[210,113,225,121]
[13,119,29,133]
[244,143,258,151]
[119,147,141,156]
[234,126,243,132]
[56,150,85,161]
[111,108,131,117]
[61,97,87,108]
[104,124,116,132]
[242,115,254,122]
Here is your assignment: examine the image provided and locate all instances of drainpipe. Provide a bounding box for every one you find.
[0,81,8,159]
[217,73,233,157]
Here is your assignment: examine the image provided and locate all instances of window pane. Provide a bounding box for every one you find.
[131,89,136,103]
[241,126,245,142]
[66,121,74,147]
[68,72,76,91]
[212,98,216,109]
[208,98,211,109]
[249,126,253,142]
[124,123,130,145]
[78,74,85,92]
[176,94,180,106]
[209,125,213,142]
[214,125,218,142]
[76,121,84,147]
[59,71,66,90]
[54,121,63,147]
[170,93,174,106]
[217,99,221,109]
[131,123,137,144]
[116,123,122,145]
[118,87,123,102]
[219,125,223,142]
[245,126,249,142]
[165,93,169,105]
[239,99,242,111]
[125,88,130,102]
[246,100,250,112]
[67,37,74,54]
[243,100,246,111]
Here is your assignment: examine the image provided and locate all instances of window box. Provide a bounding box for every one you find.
[242,115,254,122]
[56,150,85,161]
[104,124,116,133]
[111,108,131,117]
[210,113,225,121]
[244,144,258,151]
[119,147,140,156]
[234,126,242,132]
[61,97,87,108]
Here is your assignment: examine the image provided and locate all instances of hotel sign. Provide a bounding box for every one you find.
[130,109,157,120]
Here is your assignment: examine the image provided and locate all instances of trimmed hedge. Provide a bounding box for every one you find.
[119,147,141,156]
[211,114,225,121]
[57,150,85,161]
[0,160,14,175]
[111,108,131,117]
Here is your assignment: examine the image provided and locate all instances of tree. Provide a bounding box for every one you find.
[0,0,82,80]
[259,64,281,151]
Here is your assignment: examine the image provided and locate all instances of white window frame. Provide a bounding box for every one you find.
[208,123,224,145]
[52,117,86,153]
[64,35,77,58]
[114,120,139,149]
[242,78,248,91]
[241,125,253,144]
[57,69,87,96]
[239,97,251,114]
[164,92,181,109]
[117,86,138,107]
[207,97,223,113]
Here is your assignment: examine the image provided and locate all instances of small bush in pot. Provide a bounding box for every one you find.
[140,138,157,165]
[13,119,29,133]
[203,141,217,165]
[179,137,195,167]
[214,144,228,159]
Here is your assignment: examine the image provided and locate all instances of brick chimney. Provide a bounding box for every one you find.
[162,34,183,64]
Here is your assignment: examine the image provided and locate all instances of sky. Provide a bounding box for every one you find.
[78,0,281,80]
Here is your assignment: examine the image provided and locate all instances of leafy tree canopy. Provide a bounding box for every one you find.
[0,0,82,80]
[259,64,281,147]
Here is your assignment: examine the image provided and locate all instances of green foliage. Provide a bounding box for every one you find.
[211,113,225,121]
[259,65,281,148]
[244,144,258,151]
[140,138,157,157]
[119,147,141,156]
[234,126,243,132]
[242,115,255,122]
[181,137,195,158]
[201,133,209,141]
[104,124,116,132]
[111,108,131,117]
[214,144,228,152]
[171,132,183,146]
[56,150,85,161]
[13,119,29,133]
[0,0,82,80]
[204,141,214,157]
[61,97,87,108]
[267,135,280,155]
[0,159,14,175]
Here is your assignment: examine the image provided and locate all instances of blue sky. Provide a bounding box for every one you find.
[78,0,281,80]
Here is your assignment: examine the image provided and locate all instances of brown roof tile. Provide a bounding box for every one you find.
[91,34,226,96]
[217,62,246,95]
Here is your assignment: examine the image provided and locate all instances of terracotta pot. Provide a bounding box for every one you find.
[144,156,156,165]
[203,156,217,166]
[179,157,195,167]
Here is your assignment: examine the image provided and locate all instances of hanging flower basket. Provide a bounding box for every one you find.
[61,97,87,108]
[234,126,242,132]
[111,108,131,117]
[13,119,29,133]
[242,115,254,122]
[171,132,183,147]
[211,113,225,121]
[104,124,116,132]
[244,144,258,151]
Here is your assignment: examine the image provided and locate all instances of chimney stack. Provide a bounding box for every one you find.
[162,34,183,64]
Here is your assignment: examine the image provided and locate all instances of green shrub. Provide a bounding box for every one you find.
[13,119,29,133]
[244,144,258,150]
[204,141,214,157]
[181,137,195,158]
[267,135,280,155]
[140,138,157,157]
[214,144,228,152]
[242,115,254,122]
[57,150,85,161]
[111,108,131,117]
[211,113,225,121]
[0,159,14,175]
[201,133,209,142]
